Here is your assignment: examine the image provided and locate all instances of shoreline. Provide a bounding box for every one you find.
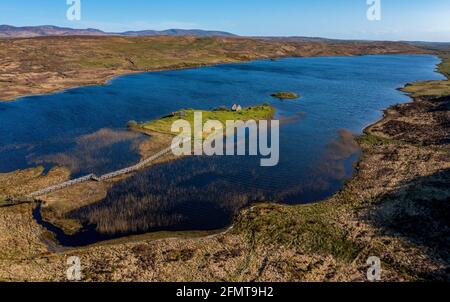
[29,104,276,245]
[0,51,449,281]
[3,54,444,241]
[0,35,430,102]
[2,53,433,103]
[28,56,446,249]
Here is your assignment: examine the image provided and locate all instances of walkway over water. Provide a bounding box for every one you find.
[26,138,190,199]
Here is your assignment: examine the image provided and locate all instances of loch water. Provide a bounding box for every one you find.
[1,55,444,246]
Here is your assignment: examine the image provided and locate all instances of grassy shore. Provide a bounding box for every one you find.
[438,51,450,77]
[401,48,450,98]
[230,49,450,281]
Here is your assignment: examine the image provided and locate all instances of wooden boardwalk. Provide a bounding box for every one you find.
[26,137,190,199]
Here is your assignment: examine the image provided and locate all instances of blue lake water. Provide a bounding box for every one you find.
[0,55,445,246]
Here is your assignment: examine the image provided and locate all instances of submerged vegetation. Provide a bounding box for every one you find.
[271,92,300,100]
[69,157,264,235]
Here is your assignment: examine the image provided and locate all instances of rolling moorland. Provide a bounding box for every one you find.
[0,35,427,101]
[0,37,448,281]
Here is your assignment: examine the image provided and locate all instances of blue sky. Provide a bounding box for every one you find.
[0,0,449,41]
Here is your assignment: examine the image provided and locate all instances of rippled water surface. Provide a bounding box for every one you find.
[1,55,444,245]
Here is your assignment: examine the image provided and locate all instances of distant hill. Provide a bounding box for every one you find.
[255,36,335,43]
[120,29,236,37]
[0,25,236,38]
[0,25,106,38]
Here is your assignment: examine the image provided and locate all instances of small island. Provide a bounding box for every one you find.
[131,104,275,136]
[271,92,300,100]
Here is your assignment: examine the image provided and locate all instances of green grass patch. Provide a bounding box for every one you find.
[235,204,362,262]
[437,52,450,78]
[400,50,450,97]
[401,80,450,98]
[357,133,396,146]
[136,104,275,136]
[0,195,8,207]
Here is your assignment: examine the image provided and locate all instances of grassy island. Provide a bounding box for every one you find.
[133,104,275,136]
[271,92,300,100]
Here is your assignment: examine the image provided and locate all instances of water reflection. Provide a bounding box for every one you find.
[29,129,145,177]
[0,55,443,245]
[69,129,360,236]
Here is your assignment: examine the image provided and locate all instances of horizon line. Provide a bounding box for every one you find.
[1,24,450,44]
